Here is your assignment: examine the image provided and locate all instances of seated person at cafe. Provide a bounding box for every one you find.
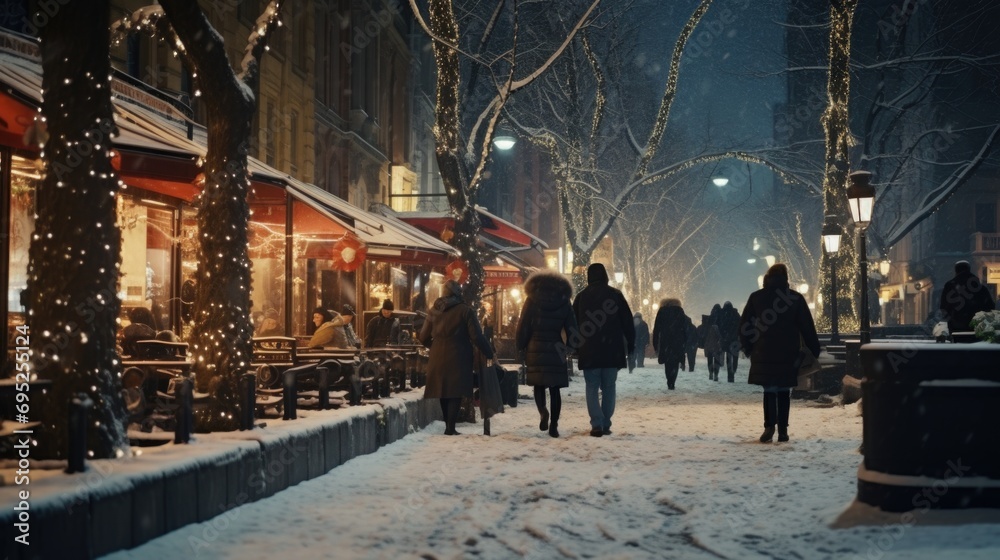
[256,308,283,337]
[365,299,401,348]
[122,307,157,357]
[307,307,338,348]
[339,304,361,348]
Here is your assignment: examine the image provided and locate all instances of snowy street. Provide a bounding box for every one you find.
[107,359,1000,560]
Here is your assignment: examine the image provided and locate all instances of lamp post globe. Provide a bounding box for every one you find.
[822,217,843,345]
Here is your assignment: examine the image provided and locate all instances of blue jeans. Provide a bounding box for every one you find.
[583,368,618,430]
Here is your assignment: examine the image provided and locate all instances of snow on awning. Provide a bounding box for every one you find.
[0,30,456,265]
[396,207,547,250]
[0,47,203,198]
[281,180,459,264]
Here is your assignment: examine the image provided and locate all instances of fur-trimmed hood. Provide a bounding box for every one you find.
[524,270,573,309]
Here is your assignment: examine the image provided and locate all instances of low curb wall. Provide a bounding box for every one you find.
[0,394,441,559]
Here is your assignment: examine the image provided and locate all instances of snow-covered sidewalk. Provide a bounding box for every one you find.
[106,359,1000,559]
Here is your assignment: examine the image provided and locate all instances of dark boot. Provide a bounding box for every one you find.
[549,389,562,437]
[444,398,461,435]
[760,392,777,442]
[549,420,559,438]
[776,390,790,442]
[534,387,549,431]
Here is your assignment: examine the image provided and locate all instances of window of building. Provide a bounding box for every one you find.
[292,3,307,71]
[975,202,997,233]
[289,110,298,172]
[265,100,276,166]
[6,155,37,318]
[238,0,261,27]
[118,197,176,333]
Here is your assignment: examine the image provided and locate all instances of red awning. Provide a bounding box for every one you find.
[398,207,547,250]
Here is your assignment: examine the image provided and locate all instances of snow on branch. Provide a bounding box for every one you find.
[238,1,283,84]
[467,0,600,155]
[881,123,1000,247]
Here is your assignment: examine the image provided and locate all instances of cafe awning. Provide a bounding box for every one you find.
[397,207,548,250]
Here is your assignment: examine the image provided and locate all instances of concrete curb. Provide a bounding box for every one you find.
[0,394,441,559]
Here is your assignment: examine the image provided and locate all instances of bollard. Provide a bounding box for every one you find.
[174,377,194,443]
[283,368,298,420]
[239,373,256,430]
[66,393,93,474]
[316,365,330,410]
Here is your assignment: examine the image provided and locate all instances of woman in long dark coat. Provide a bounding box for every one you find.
[420,280,494,435]
[652,298,688,390]
[516,270,577,437]
[739,263,820,443]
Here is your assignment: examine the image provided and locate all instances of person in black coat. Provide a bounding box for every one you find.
[739,263,820,443]
[366,299,400,347]
[703,306,723,381]
[630,312,650,369]
[652,298,688,390]
[516,270,578,438]
[572,263,635,437]
[683,314,698,372]
[718,301,742,382]
[420,280,494,435]
[940,260,996,335]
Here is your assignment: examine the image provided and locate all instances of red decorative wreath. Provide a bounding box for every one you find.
[445,259,469,284]
[331,234,367,271]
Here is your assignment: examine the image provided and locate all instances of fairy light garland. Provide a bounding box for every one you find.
[818,0,861,329]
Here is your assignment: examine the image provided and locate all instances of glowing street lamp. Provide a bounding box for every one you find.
[614,272,625,284]
[847,171,876,344]
[652,281,661,292]
[493,135,516,150]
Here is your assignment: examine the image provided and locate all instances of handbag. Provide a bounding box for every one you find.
[478,361,505,420]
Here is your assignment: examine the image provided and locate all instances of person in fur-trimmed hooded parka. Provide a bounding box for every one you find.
[516,270,578,438]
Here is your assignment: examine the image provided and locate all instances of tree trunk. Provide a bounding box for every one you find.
[29,0,129,459]
[428,0,487,305]
[158,0,275,430]
[819,0,860,333]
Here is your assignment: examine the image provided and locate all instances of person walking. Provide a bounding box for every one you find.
[516,270,578,438]
[739,263,820,443]
[940,260,996,335]
[703,305,723,381]
[572,263,635,437]
[630,312,650,370]
[652,298,688,390]
[420,280,494,435]
[718,301,742,382]
[683,313,698,372]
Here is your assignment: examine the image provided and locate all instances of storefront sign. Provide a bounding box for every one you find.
[987,264,1000,284]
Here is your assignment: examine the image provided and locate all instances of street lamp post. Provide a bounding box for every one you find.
[847,171,875,344]
[822,217,843,345]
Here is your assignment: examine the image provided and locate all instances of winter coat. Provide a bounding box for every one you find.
[684,315,698,350]
[516,271,578,388]
[940,271,996,333]
[420,293,494,399]
[738,275,821,388]
[366,314,400,347]
[652,304,687,365]
[703,323,722,355]
[571,264,636,370]
[717,302,741,354]
[633,314,650,352]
